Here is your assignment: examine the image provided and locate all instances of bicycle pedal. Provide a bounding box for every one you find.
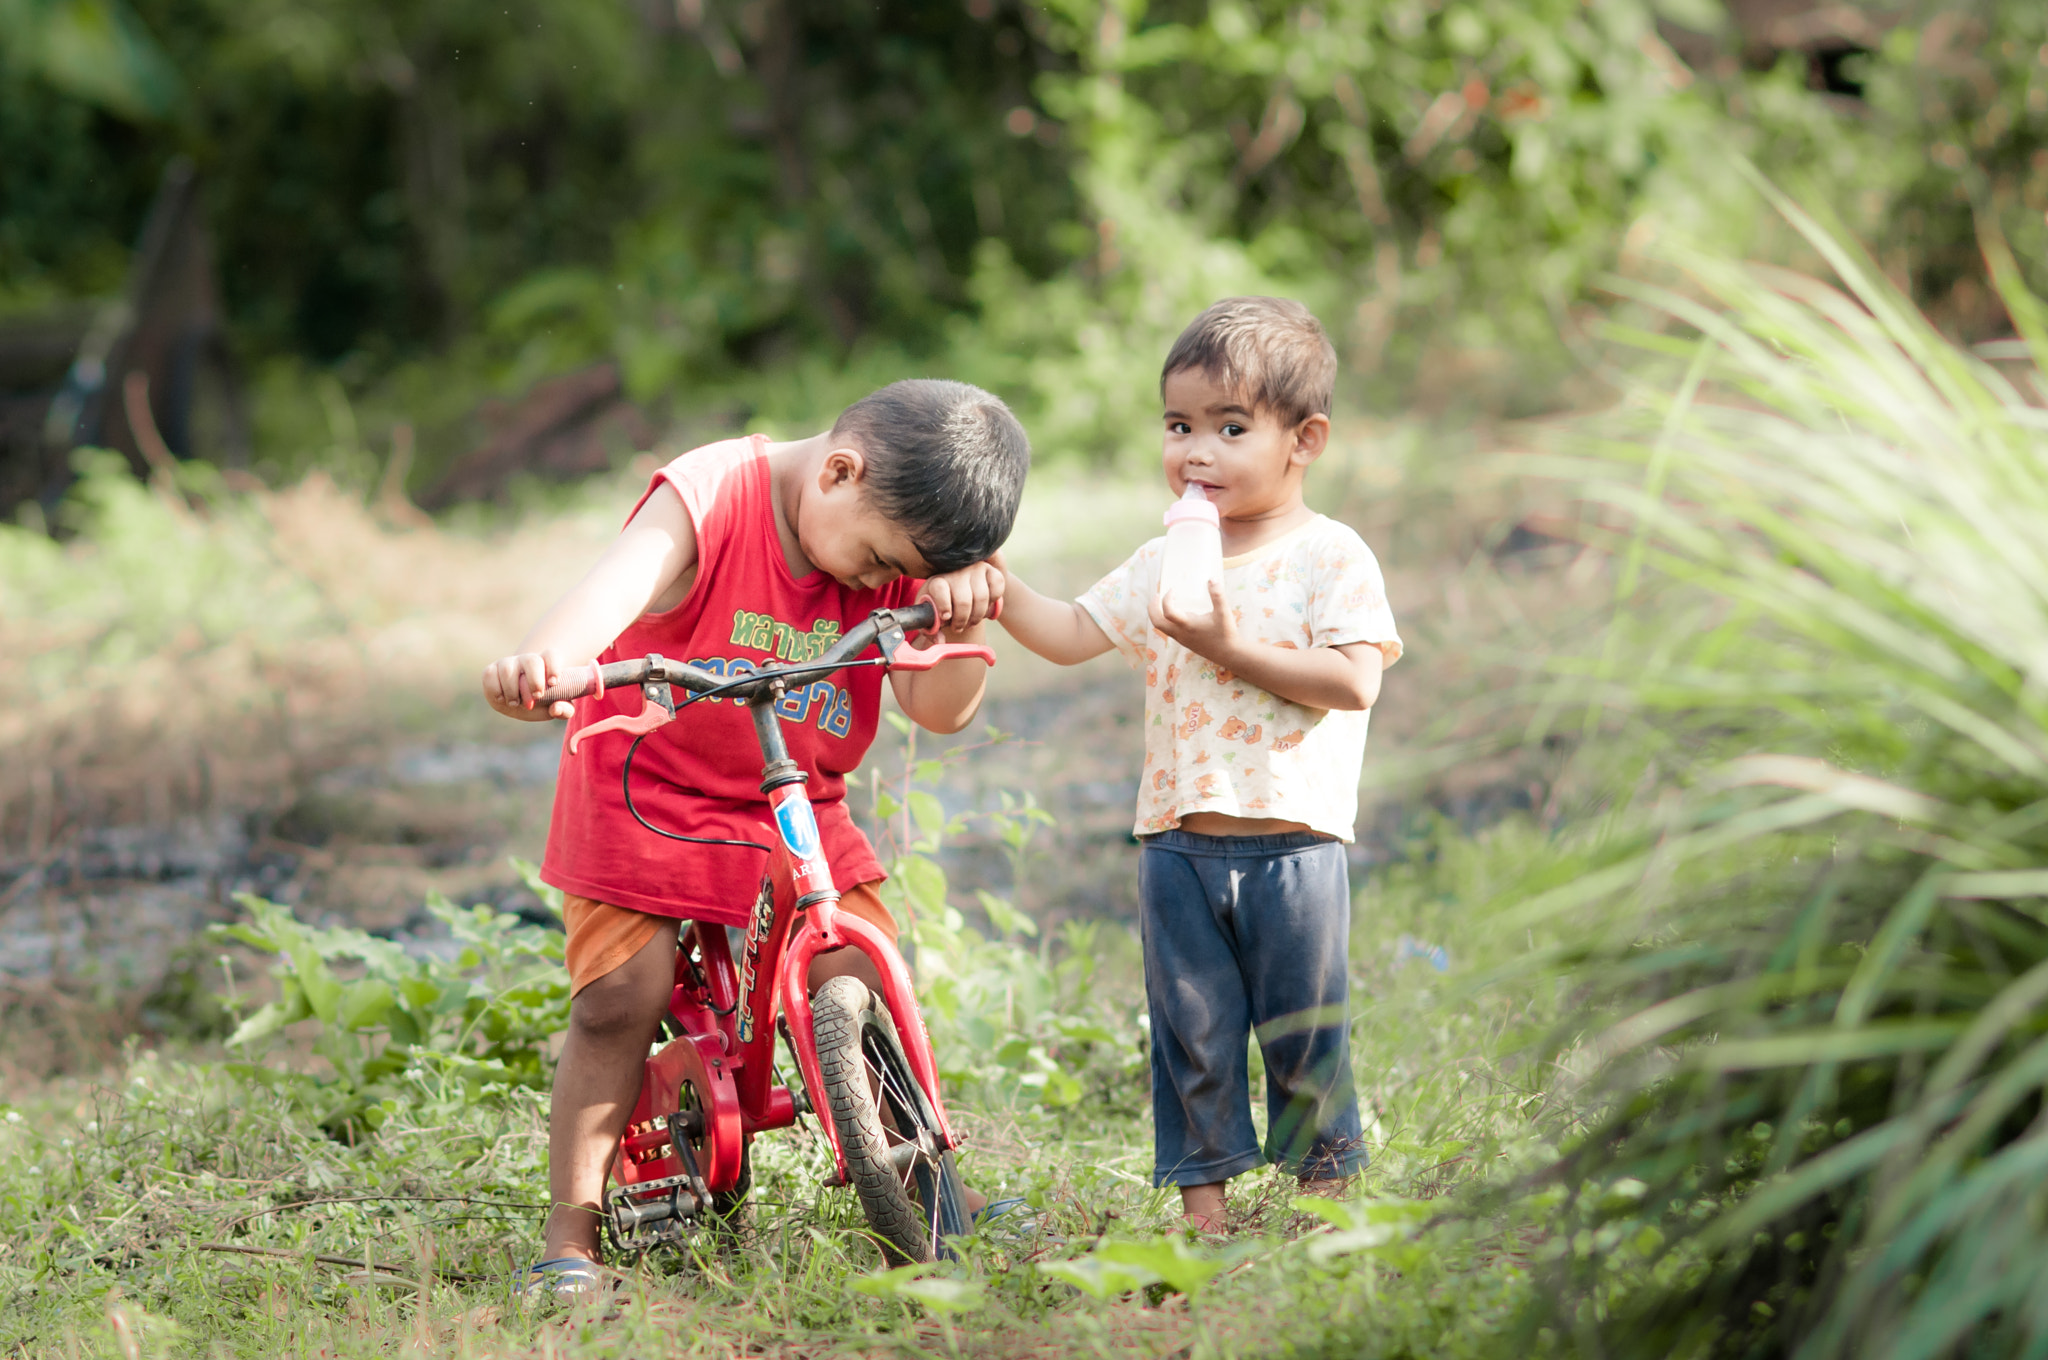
[606,1174,704,1242]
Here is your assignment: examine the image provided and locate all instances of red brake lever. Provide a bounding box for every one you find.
[886,637,996,671]
[568,688,675,755]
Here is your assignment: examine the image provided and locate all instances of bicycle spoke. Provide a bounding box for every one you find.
[863,1047,916,1131]
[866,1042,926,1132]
[815,976,959,1263]
[860,1034,945,1239]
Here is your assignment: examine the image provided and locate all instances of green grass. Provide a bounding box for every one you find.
[0,805,1585,1359]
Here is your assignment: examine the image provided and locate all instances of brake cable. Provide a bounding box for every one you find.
[617,655,894,851]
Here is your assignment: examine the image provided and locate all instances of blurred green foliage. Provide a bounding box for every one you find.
[1493,187,2048,1357]
[970,0,2048,455]
[0,0,1077,399]
[4,0,2048,471]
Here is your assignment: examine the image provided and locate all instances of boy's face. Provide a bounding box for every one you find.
[1160,366,1327,519]
[799,447,935,589]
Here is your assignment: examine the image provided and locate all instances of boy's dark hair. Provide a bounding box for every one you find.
[830,379,1030,573]
[1161,296,1337,426]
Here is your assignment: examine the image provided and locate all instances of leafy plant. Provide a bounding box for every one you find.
[1041,1233,1234,1300]
[1504,184,2048,1357]
[851,1261,989,1314]
[869,715,1148,1114]
[209,859,568,1137]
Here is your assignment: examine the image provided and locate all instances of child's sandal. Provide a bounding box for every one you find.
[516,1257,613,1301]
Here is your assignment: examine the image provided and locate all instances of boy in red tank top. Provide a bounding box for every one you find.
[482,380,1028,1279]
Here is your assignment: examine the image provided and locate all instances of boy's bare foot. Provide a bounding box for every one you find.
[1297,1175,1352,1200]
[1180,1181,1227,1234]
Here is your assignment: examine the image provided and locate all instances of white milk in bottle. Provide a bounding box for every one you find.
[1159,484,1223,619]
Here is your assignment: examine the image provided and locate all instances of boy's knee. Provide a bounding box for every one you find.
[569,971,662,1043]
[807,945,884,997]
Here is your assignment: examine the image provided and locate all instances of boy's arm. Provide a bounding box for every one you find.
[1151,581,1385,711]
[888,562,1004,734]
[887,552,1117,732]
[481,483,698,721]
[991,553,1114,666]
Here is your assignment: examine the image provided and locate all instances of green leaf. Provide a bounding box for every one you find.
[4,0,183,121]
[1095,1237,1225,1296]
[225,999,294,1049]
[1650,0,1724,29]
[1304,1221,1424,1263]
[851,1264,984,1312]
[1292,1194,1431,1264]
[908,791,947,839]
[207,922,279,952]
[385,1008,421,1047]
[242,901,345,1025]
[898,854,949,917]
[976,889,1039,938]
[337,978,394,1031]
[1038,1066,1083,1107]
[1038,1254,1158,1299]
[508,856,563,916]
[893,1277,984,1312]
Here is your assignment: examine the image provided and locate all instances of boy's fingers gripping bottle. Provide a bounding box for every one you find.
[1160,484,1223,620]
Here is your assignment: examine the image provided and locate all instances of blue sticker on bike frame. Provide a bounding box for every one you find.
[774,796,823,861]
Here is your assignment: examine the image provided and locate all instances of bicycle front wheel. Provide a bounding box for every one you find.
[809,974,968,1265]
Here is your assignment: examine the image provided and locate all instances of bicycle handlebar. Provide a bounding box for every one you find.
[534,600,979,711]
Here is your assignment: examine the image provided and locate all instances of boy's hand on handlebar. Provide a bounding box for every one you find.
[918,561,1004,637]
[483,650,577,722]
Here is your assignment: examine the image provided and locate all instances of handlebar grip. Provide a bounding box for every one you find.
[535,663,603,707]
[897,600,938,633]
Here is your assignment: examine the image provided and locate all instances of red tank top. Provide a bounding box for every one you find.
[541,436,919,924]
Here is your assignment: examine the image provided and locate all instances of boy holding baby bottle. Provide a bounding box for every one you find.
[994,297,1400,1231]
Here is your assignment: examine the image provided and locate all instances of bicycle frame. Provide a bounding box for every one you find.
[576,606,985,1243]
[612,753,956,1196]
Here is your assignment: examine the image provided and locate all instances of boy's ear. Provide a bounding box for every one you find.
[1292,413,1331,465]
[820,445,867,490]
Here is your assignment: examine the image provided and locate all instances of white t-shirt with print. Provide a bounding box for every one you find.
[1078,514,1401,842]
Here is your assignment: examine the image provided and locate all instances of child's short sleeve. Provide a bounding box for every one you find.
[1077,540,1163,667]
[1307,526,1403,665]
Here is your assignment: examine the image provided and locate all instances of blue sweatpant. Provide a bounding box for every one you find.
[1138,829,1366,1187]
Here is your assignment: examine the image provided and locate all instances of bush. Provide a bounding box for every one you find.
[1505,185,2048,1357]
[210,861,568,1139]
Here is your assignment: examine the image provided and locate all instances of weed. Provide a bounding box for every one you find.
[206,860,569,1140]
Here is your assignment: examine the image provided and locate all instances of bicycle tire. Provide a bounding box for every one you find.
[809,974,968,1265]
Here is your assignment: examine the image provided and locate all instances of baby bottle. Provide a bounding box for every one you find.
[1159,484,1223,620]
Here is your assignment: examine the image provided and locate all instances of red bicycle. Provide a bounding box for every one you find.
[536,601,992,1265]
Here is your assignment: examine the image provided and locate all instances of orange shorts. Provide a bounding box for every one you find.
[562,882,898,996]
